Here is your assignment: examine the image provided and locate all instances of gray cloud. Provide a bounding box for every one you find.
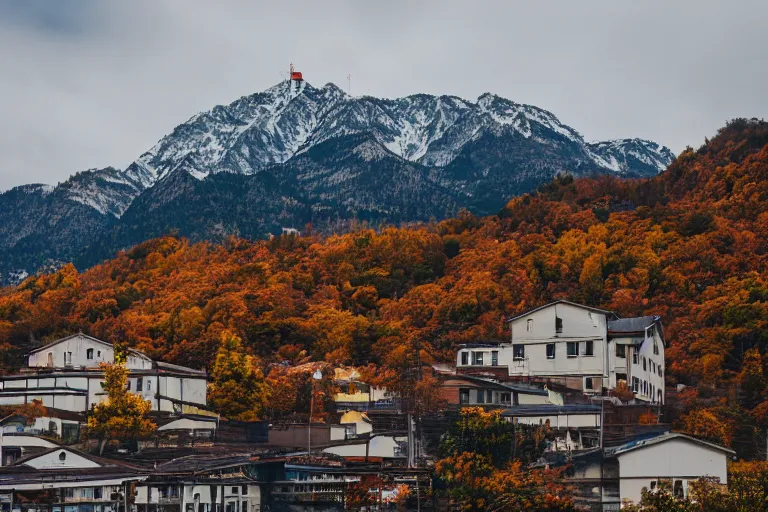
[1,0,767,190]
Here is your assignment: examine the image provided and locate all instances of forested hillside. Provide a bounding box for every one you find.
[1,119,766,457]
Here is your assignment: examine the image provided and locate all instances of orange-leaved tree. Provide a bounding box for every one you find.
[208,331,270,421]
[86,346,155,454]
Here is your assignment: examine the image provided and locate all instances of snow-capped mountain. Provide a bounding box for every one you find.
[124,81,673,189]
[0,80,676,284]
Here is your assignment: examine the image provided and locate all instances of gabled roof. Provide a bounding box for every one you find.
[12,446,109,469]
[27,332,151,361]
[606,432,735,457]
[608,315,661,335]
[506,300,618,323]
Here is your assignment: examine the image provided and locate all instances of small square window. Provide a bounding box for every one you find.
[616,344,626,358]
[513,345,525,360]
[86,348,94,360]
[584,340,594,356]
[546,343,555,359]
[567,342,579,357]
[472,352,484,365]
[459,389,470,404]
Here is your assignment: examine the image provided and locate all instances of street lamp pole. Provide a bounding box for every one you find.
[308,369,323,455]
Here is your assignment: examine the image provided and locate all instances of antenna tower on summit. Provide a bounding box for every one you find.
[289,63,303,95]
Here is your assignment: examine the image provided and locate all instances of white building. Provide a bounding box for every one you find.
[456,301,666,402]
[605,432,734,506]
[0,333,208,414]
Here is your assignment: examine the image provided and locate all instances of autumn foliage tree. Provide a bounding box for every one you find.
[208,331,270,421]
[86,352,156,454]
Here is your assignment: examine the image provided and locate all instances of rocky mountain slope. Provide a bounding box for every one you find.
[0,80,675,283]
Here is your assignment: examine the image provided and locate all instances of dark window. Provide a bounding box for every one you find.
[643,357,647,371]
[546,343,555,359]
[584,340,594,356]
[616,344,626,358]
[86,348,94,360]
[632,377,639,393]
[241,486,247,495]
[616,373,627,384]
[487,390,493,403]
[242,502,247,512]
[459,388,470,405]
[585,377,594,390]
[567,342,579,357]
[501,392,511,405]
[653,340,659,355]
[59,451,66,461]
[555,317,563,333]
[461,351,468,365]
[94,487,102,499]
[126,380,131,391]
[513,345,525,360]
[136,378,143,392]
[674,480,684,498]
[472,352,484,365]
[491,351,498,366]
[650,481,657,490]
[633,351,639,365]
[477,389,485,404]
[659,366,663,377]
[231,487,238,494]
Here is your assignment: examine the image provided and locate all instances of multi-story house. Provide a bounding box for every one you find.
[456,300,666,403]
[0,333,208,414]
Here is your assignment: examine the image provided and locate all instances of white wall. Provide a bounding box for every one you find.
[617,438,729,505]
[25,449,101,469]
[323,436,406,458]
[627,326,665,404]
[27,334,152,370]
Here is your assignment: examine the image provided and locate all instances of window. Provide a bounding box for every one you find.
[477,389,485,404]
[491,351,498,366]
[64,488,75,498]
[81,488,94,500]
[555,317,563,333]
[616,373,627,385]
[583,340,594,356]
[643,380,648,395]
[500,392,511,405]
[461,352,468,365]
[567,342,579,357]
[97,351,101,357]
[546,343,555,359]
[616,344,626,358]
[673,480,684,498]
[659,367,663,378]
[526,318,533,332]
[632,377,639,393]
[459,388,470,405]
[87,348,94,360]
[653,340,659,355]
[487,390,493,403]
[147,379,151,391]
[658,389,663,403]
[472,352,484,365]
[64,351,72,366]
[632,351,639,365]
[494,392,500,404]
[136,378,143,392]
[643,357,647,371]
[47,352,53,367]
[94,488,102,499]
[59,451,67,461]
[231,487,238,495]
[650,481,657,491]
[513,345,525,360]
[126,380,131,391]
[585,377,594,390]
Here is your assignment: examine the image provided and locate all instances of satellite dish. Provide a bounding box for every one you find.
[312,370,323,380]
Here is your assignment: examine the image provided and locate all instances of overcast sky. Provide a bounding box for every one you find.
[1,0,767,190]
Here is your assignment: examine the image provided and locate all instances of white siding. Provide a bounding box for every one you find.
[617,438,729,505]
